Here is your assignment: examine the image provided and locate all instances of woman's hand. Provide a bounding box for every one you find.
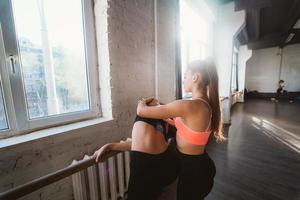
[137,99,146,115]
[144,96,157,104]
[93,142,132,162]
[148,98,160,106]
[137,96,156,115]
[164,118,175,126]
[93,143,112,163]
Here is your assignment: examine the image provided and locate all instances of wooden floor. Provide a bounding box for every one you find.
[206,99,300,200]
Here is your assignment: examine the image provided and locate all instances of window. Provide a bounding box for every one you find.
[0,85,8,131]
[0,0,99,138]
[179,0,214,98]
[231,51,238,92]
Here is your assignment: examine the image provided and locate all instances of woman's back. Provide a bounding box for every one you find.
[175,98,212,155]
[131,121,167,154]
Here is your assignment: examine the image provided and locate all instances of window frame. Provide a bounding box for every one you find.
[179,0,215,99]
[0,0,100,138]
[231,50,239,92]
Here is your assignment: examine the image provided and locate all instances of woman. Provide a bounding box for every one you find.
[93,98,179,200]
[137,58,226,200]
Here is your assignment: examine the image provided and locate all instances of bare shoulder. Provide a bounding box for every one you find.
[177,99,197,112]
[172,99,191,108]
[189,99,211,114]
[166,99,192,116]
[174,99,190,104]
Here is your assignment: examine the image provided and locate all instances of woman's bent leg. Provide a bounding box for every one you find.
[176,150,216,200]
[128,147,179,200]
[128,117,179,200]
[127,152,163,200]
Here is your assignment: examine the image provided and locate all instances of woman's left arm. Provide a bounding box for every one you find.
[137,99,189,119]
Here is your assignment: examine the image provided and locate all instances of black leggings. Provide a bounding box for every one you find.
[170,139,216,200]
[127,144,179,200]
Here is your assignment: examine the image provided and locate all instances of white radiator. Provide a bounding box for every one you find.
[71,140,131,200]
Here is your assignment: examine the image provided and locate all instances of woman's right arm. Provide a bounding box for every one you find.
[137,99,189,119]
[144,97,176,126]
[93,141,132,162]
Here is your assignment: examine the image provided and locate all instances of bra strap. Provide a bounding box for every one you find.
[193,97,212,131]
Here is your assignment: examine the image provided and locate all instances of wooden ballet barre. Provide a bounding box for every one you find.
[220,96,229,101]
[0,150,120,200]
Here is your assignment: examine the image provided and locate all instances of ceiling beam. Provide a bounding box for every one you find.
[245,8,260,41]
[282,29,300,47]
[279,0,300,48]
[234,0,271,11]
[248,35,287,50]
[247,30,300,50]
[290,28,300,34]
[242,27,249,43]
[281,1,300,34]
[253,8,260,40]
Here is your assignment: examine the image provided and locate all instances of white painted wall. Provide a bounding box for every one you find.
[237,45,252,102]
[279,44,300,92]
[245,47,281,92]
[213,2,245,123]
[245,43,300,92]
[214,2,245,98]
[156,0,178,103]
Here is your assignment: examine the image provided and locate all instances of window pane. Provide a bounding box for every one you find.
[12,0,89,119]
[180,0,212,98]
[0,83,8,130]
[231,53,238,91]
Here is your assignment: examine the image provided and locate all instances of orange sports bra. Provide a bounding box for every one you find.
[174,98,212,145]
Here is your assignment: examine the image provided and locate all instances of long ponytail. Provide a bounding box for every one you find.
[188,58,226,143]
[206,59,226,143]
